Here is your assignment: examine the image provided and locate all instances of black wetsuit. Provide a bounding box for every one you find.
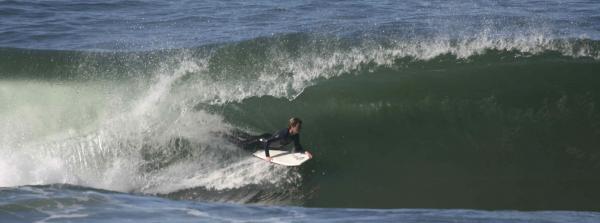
[224,128,304,156]
[263,128,304,157]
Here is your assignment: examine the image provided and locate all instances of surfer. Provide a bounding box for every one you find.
[225,117,312,162]
[261,117,312,162]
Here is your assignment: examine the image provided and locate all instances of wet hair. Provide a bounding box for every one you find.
[288,117,302,128]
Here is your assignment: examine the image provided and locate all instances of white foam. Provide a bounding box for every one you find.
[0,152,72,187]
[0,51,292,196]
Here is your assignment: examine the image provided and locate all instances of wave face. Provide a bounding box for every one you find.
[2,33,600,210]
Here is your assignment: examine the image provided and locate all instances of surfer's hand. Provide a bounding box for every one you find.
[266,156,272,162]
[305,151,312,158]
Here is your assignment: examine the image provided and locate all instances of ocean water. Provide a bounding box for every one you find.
[1,0,600,222]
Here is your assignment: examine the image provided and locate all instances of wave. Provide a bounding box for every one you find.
[1,33,600,208]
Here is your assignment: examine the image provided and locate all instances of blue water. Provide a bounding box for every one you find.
[2,0,600,222]
[2,185,600,223]
[2,0,599,50]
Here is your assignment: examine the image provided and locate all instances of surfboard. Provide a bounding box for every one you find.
[253,150,311,166]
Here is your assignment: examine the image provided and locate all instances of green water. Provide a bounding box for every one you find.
[216,51,600,209]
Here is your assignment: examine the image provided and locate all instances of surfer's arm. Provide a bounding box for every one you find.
[263,139,271,157]
[293,134,304,152]
[263,134,280,157]
[263,129,289,157]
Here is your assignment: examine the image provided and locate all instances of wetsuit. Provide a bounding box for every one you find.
[263,128,304,157]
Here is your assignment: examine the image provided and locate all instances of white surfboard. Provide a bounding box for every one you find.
[253,150,311,166]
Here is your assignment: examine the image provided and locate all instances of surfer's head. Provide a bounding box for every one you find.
[288,117,302,135]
